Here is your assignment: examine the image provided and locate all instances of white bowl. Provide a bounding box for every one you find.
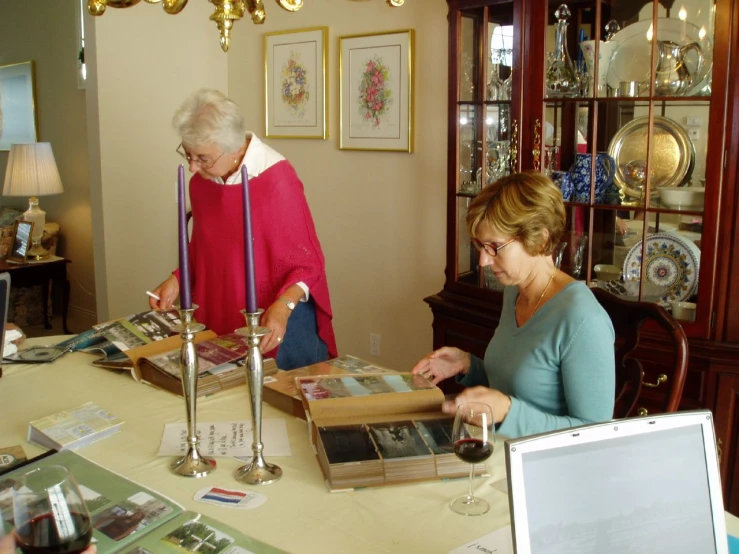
[659,187,705,209]
[594,264,622,281]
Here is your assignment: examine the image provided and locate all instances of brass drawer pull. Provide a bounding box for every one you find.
[637,407,648,416]
[642,374,667,388]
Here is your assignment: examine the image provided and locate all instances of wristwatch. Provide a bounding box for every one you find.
[279,297,296,311]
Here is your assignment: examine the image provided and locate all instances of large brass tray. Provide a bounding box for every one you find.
[608,115,695,201]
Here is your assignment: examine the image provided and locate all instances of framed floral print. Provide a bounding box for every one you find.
[265,27,328,139]
[0,61,38,151]
[339,30,414,152]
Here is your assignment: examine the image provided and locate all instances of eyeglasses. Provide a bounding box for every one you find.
[176,143,225,170]
[471,237,516,257]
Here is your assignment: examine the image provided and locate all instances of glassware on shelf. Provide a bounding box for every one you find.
[546,4,581,98]
[487,50,506,101]
[544,140,560,176]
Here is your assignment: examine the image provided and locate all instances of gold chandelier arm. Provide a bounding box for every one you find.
[103,0,143,7]
[162,0,188,14]
[244,0,266,23]
[87,0,107,15]
[386,0,404,5]
[276,0,303,12]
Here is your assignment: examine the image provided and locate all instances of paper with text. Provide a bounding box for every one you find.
[157,420,291,458]
[448,525,513,554]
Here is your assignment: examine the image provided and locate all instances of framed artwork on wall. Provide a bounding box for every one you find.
[264,27,328,139]
[0,61,38,151]
[339,30,414,152]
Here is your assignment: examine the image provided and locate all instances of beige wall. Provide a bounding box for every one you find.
[2,0,448,371]
[0,0,96,326]
[227,0,448,369]
[86,1,228,320]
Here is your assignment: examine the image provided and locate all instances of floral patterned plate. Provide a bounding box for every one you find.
[622,232,700,305]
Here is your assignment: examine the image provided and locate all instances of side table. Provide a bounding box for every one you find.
[0,257,71,334]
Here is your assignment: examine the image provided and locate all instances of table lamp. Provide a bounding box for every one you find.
[2,143,64,260]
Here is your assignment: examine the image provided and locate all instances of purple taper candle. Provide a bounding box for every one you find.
[241,165,258,313]
[177,164,192,309]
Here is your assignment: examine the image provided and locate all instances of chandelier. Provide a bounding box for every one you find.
[87,0,405,53]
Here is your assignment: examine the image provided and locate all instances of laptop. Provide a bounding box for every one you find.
[0,272,10,375]
[505,410,728,553]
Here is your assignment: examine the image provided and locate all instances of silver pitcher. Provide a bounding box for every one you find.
[654,40,704,96]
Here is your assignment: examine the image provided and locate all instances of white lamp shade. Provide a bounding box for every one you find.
[2,142,64,197]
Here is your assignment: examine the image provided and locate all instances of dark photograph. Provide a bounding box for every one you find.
[319,425,379,465]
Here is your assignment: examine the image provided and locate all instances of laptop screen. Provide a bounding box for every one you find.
[506,411,727,554]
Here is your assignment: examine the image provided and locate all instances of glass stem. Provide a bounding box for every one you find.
[467,464,475,501]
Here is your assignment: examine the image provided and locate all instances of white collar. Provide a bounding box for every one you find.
[215,133,285,185]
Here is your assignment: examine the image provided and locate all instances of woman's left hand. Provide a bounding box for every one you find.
[441,386,512,424]
[259,301,290,354]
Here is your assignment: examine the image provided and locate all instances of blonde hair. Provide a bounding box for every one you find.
[172,88,247,153]
[466,172,565,256]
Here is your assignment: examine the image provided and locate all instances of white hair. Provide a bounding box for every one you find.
[172,88,247,153]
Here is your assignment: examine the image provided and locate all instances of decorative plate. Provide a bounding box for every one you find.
[608,116,695,201]
[622,232,700,304]
[606,17,713,96]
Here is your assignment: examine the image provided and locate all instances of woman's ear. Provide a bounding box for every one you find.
[539,228,550,254]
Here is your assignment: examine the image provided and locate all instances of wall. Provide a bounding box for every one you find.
[86,1,228,321]
[0,0,96,327]
[227,0,448,369]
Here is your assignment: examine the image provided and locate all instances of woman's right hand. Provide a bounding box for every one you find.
[410,347,471,386]
[149,275,179,310]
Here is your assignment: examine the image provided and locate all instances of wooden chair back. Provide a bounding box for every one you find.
[591,287,689,418]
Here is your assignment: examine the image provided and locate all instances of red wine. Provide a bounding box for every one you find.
[454,438,493,464]
[16,512,92,554]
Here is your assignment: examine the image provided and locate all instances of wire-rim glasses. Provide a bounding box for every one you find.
[471,236,516,257]
[176,143,225,170]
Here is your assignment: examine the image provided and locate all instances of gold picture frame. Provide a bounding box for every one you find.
[0,61,38,151]
[339,29,414,152]
[264,27,328,139]
[7,220,34,264]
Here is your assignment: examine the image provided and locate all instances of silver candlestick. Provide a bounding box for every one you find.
[234,309,282,485]
[170,305,217,478]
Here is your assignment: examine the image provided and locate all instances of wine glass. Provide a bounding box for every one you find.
[13,466,92,554]
[450,402,495,516]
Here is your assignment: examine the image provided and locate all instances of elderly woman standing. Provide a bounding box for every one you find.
[150,88,336,369]
[412,172,615,438]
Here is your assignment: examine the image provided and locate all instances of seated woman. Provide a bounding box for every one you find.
[412,172,615,439]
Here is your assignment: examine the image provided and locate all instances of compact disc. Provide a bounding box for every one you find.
[18,347,64,361]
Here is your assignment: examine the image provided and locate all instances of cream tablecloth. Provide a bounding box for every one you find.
[1,337,737,553]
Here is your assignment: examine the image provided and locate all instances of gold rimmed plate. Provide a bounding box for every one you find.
[608,115,695,201]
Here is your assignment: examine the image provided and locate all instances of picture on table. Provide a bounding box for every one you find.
[7,220,33,263]
[163,519,234,554]
[93,492,173,541]
[319,424,380,465]
[368,421,433,460]
[415,418,455,455]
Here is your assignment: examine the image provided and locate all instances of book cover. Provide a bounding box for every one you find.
[27,401,124,451]
[263,355,395,419]
[0,450,289,554]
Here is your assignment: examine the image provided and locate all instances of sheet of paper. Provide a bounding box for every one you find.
[157,420,291,458]
[448,525,513,554]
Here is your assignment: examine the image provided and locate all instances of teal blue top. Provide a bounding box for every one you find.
[458,281,615,439]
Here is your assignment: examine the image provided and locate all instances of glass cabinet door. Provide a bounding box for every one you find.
[454,3,520,292]
[537,0,722,334]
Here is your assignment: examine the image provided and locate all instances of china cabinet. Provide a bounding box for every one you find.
[426,0,739,513]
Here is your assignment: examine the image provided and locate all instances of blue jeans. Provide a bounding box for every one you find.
[276,298,329,370]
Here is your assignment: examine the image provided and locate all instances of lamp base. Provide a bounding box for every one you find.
[26,240,50,261]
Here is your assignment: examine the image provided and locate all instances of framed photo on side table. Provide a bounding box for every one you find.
[339,30,414,152]
[7,220,33,264]
[0,61,38,151]
[265,27,328,139]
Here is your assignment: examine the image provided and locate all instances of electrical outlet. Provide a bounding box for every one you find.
[686,116,702,127]
[369,333,381,356]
